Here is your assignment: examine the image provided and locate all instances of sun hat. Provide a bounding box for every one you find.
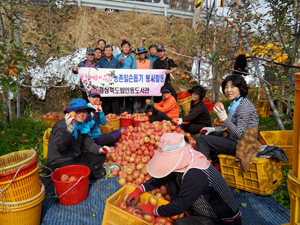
[63,98,95,113]
[130,47,137,53]
[147,133,210,178]
[88,89,101,97]
[161,86,171,93]
[188,85,206,98]
[156,45,165,51]
[136,47,148,54]
[86,48,95,54]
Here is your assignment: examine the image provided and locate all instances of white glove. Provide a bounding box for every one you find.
[99,146,111,154]
[200,127,215,135]
[65,113,74,133]
[213,105,228,121]
[176,118,183,125]
[93,104,102,113]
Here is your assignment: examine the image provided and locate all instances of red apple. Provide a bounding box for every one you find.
[69,176,77,182]
[143,214,155,223]
[60,174,69,181]
[155,216,167,224]
[148,195,158,206]
[120,200,127,210]
[214,102,224,109]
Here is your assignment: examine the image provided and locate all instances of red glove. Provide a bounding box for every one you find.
[126,187,143,206]
[137,203,157,216]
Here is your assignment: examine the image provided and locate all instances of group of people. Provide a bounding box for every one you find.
[73,37,178,116]
[46,37,262,224]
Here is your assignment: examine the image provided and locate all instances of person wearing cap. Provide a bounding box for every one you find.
[45,98,114,179]
[147,86,179,122]
[84,89,122,146]
[126,133,242,225]
[195,74,261,172]
[94,48,102,63]
[153,45,178,103]
[115,40,137,114]
[72,48,101,102]
[140,37,159,68]
[174,85,212,134]
[133,47,152,114]
[130,47,137,57]
[98,45,121,115]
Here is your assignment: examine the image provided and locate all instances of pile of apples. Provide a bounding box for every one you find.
[105,120,196,189]
[60,174,78,182]
[118,193,179,224]
[132,113,150,122]
[43,112,62,118]
[106,113,120,123]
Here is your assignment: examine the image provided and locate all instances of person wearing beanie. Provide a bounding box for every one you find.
[126,133,241,225]
[45,98,115,179]
[147,86,179,122]
[173,85,212,134]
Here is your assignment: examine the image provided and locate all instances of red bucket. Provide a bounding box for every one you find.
[0,157,37,182]
[51,165,90,205]
[120,118,133,128]
[176,90,191,101]
[133,119,150,127]
[203,100,214,113]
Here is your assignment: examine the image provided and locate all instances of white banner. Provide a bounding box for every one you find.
[79,68,166,97]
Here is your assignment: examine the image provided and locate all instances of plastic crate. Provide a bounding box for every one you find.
[42,116,61,128]
[203,100,214,113]
[102,186,183,225]
[259,130,293,166]
[43,129,51,159]
[218,154,283,195]
[111,118,121,130]
[100,124,113,135]
[287,172,300,225]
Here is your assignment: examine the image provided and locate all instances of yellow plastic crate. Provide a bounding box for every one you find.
[287,173,300,225]
[102,186,183,225]
[42,117,61,128]
[43,130,51,159]
[259,130,293,166]
[100,124,113,134]
[218,154,283,195]
[111,118,120,130]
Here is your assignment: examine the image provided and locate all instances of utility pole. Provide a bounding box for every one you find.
[192,0,203,29]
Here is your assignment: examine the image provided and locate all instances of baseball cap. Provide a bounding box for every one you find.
[88,89,101,97]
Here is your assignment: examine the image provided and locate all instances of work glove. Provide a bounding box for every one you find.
[213,104,228,121]
[146,100,155,107]
[200,127,215,135]
[176,118,183,125]
[65,113,74,133]
[93,104,102,113]
[136,203,157,216]
[99,146,111,154]
[126,186,143,206]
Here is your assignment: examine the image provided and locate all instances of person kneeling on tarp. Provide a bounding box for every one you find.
[45,98,119,179]
[174,85,212,134]
[126,133,242,225]
[85,89,121,146]
[147,86,179,122]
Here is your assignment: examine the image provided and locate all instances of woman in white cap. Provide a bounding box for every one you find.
[127,133,241,225]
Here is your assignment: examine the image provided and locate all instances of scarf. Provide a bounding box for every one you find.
[72,121,90,139]
[228,96,243,119]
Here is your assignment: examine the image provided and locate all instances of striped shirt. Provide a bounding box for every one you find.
[142,166,240,220]
[215,98,259,140]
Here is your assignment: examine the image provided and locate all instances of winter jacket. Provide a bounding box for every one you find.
[72,59,100,74]
[46,120,102,166]
[97,57,120,69]
[154,95,179,119]
[84,103,107,139]
[115,53,137,69]
[182,100,211,126]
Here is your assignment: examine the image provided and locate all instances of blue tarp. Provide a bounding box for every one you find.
[40,177,290,225]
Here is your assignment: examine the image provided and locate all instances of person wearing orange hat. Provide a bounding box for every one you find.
[126,133,241,225]
[147,86,179,122]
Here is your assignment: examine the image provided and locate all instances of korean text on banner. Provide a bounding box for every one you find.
[79,68,166,97]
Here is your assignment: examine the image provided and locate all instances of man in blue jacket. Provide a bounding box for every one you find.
[140,37,159,68]
[73,48,100,102]
[115,40,137,114]
[98,45,120,115]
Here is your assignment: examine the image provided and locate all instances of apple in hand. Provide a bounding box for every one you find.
[146,99,151,104]
[214,102,224,110]
[69,111,76,117]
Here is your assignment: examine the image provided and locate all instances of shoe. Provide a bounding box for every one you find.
[103,162,121,172]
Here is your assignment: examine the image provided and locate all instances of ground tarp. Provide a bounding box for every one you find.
[40,177,290,225]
